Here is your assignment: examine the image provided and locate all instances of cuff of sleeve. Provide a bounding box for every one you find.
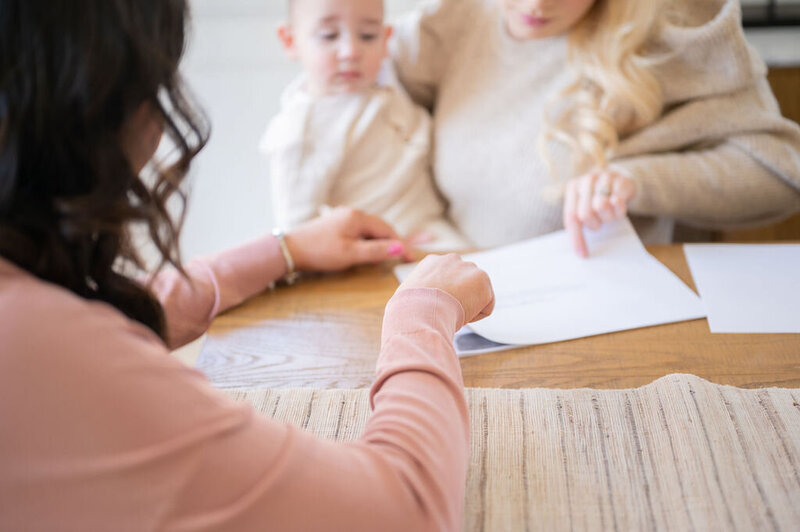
[609,160,653,214]
[370,288,465,409]
[381,288,465,341]
[607,162,634,181]
[202,234,287,314]
[193,261,222,321]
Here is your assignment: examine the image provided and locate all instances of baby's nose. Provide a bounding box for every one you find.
[337,35,360,59]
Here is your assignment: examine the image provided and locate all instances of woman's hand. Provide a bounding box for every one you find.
[285,207,415,272]
[563,168,636,258]
[398,254,495,325]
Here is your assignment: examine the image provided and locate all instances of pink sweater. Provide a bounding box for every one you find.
[0,237,469,531]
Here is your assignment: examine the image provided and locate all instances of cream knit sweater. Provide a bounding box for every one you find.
[390,0,800,247]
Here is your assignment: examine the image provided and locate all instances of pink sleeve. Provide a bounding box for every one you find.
[1,281,469,530]
[149,234,288,349]
[162,288,469,531]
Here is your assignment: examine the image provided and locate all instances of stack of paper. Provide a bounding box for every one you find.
[395,219,706,356]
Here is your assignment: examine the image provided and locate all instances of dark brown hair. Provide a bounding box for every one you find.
[0,0,209,339]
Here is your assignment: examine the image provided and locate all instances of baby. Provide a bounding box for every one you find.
[260,0,468,251]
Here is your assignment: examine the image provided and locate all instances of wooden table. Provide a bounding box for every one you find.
[196,245,800,390]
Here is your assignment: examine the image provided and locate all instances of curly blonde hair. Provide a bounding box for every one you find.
[541,0,666,178]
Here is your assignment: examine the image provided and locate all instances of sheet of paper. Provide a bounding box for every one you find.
[684,244,800,333]
[395,219,705,349]
[453,327,516,357]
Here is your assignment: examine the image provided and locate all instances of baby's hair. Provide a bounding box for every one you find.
[541,0,665,177]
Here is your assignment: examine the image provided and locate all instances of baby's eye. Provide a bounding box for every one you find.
[318,31,339,41]
[360,33,379,41]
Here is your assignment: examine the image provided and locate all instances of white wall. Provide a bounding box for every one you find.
[179,0,421,260]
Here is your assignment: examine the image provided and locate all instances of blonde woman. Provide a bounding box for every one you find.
[391,0,800,256]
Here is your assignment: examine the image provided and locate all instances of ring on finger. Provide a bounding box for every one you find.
[594,186,611,197]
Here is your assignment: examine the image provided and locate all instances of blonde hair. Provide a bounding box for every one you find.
[541,0,665,179]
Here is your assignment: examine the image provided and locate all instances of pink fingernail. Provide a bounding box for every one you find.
[388,242,404,256]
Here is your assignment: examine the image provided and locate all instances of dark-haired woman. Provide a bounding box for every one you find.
[0,1,494,530]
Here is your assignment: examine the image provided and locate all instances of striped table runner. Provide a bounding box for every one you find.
[225,374,800,531]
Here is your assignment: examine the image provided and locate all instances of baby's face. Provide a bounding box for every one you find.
[285,0,389,95]
[499,0,597,40]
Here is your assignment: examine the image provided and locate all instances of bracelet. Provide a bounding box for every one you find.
[271,228,300,285]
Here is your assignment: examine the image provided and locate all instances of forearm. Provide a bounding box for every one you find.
[151,235,286,349]
[297,288,469,531]
[364,287,469,531]
[619,143,800,229]
[166,288,469,531]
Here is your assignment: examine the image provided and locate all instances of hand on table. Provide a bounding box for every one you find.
[398,254,495,326]
[563,168,636,258]
[285,207,415,272]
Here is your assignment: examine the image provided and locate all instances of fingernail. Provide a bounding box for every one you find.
[388,242,405,256]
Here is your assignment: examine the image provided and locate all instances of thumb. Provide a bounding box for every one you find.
[350,239,406,264]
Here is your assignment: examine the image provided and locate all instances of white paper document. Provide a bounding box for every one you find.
[451,327,517,356]
[684,244,800,333]
[395,219,705,353]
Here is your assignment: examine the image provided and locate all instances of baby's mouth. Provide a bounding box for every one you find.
[520,14,550,27]
[337,71,362,80]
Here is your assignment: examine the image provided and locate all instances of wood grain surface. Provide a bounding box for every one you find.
[197,245,800,390]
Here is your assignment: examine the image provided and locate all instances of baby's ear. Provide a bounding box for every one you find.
[381,25,393,55]
[277,24,298,59]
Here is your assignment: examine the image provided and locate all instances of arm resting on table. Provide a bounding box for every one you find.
[149,234,287,349]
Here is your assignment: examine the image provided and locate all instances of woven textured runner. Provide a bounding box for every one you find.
[225,374,800,531]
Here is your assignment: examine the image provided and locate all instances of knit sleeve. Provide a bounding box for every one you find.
[619,141,800,229]
[389,0,469,110]
[613,61,800,230]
